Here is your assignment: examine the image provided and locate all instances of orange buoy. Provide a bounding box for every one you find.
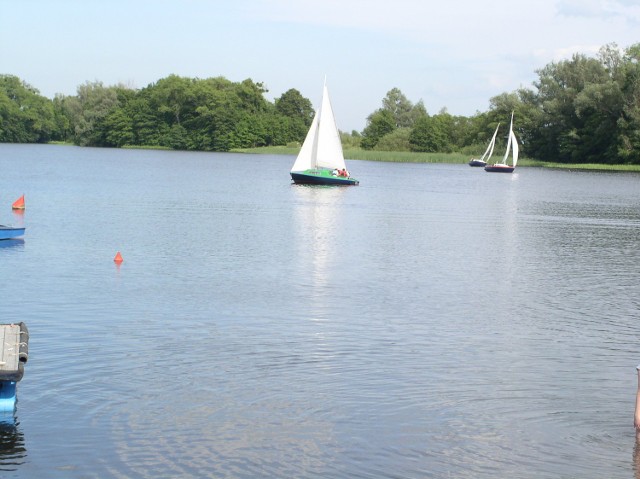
[114,252,123,264]
[12,195,25,210]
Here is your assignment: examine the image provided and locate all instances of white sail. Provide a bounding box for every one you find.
[315,83,347,170]
[291,82,347,173]
[511,129,519,168]
[290,109,319,172]
[480,123,500,162]
[501,112,514,165]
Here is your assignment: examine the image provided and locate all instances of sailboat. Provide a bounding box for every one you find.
[290,81,359,186]
[469,123,500,167]
[485,112,518,173]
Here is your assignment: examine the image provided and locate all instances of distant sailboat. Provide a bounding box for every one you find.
[290,81,359,186]
[469,124,500,167]
[485,112,518,173]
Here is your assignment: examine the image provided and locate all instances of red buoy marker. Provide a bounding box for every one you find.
[114,252,123,264]
[12,195,25,210]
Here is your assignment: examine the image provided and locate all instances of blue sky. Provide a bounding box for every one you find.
[1,0,639,132]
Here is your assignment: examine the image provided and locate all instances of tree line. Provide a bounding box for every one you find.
[1,42,639,164]
[358,43,640,165]
[0,74,314,151]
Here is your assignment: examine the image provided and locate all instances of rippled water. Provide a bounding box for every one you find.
[1,143,639,478]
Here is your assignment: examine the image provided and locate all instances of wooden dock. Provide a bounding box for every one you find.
[0,323,28,382]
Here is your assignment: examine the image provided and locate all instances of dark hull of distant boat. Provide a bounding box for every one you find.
[484,164,515,173]
[468,159,487,167]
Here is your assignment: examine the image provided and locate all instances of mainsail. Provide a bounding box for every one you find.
[511,128,519,168]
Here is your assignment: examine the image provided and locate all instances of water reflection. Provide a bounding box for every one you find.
[0,239,24,249]
[291,185,346,317]
[2,145,640,478]
[0,414,26,472]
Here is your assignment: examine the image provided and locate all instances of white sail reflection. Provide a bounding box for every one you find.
[292,186,346,321]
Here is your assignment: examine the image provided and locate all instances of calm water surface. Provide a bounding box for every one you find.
[1,143,639,478]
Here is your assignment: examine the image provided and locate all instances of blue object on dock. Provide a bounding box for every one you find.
[0,382,17,411]
[0,323,29,412]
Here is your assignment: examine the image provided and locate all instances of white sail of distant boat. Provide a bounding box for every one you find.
[483,124,500,162]
[500,112,518,167]
[501,114,513,165]
[511,123,519,168]
[484,112,518,173]
[290,80,358,185]
[469,123,500,166]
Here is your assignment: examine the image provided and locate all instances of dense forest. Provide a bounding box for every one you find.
[1,42,639,164]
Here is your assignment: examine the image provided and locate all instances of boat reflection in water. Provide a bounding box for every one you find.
[0,239,24,249]
[292,185,347,315]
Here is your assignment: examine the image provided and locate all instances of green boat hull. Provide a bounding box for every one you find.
[291,169,359,186]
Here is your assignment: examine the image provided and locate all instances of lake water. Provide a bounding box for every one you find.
[1,143,639,478]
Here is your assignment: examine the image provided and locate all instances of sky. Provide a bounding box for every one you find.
[1,0,639,132]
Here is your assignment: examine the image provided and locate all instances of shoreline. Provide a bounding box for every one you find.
[232,146,640,172]
[38,142,640,172]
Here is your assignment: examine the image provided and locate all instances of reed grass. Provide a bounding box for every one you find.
[122,144,172,150]
[232,145,299,155]
[233,146,466,163]
[344,149,469,163]
[522,160,640,171]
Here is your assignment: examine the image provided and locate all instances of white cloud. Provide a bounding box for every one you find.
[251,0,513,36]
[557,0,640,22]
[533,45,602,62]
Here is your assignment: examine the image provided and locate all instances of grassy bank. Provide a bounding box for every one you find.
[232,146,640,171]
[232,146,468,163]
[522,159,640,171]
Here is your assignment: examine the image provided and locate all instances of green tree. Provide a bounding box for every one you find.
[374,128,411,151]
[51,94,72,142]
[153,74,195,126]
[101,107,134,147]
[64,81,120,146]
[409,116,449,152]
[617,43,640,163]
[380,87,427,128]
[275,88,314,127]
[361,109,395,149]
[381,87,414,127]
[0,75,55,143]
[340,130,361,149]
[529,53,613,162]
